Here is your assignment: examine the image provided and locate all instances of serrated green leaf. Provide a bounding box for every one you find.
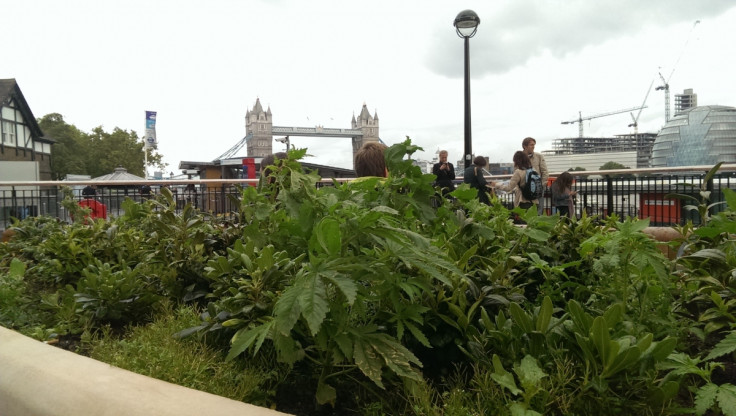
[705,330,736,361]
[353,339,385,389]
[272,330,302,364]
[688,248,727,262]
[227,323,272,361]
[404,321,431,348]
[314,217,342,256]
[324,275,358,305]
[334,333,353,359]
[297,274,329,336]
[695,383,719,416]
[273,281,303,335]
[717,384,736,416]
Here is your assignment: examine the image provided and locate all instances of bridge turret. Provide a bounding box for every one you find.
[352,103,380,153]
[245,98,273,157]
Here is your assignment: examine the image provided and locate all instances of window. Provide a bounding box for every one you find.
[2,120,16,146]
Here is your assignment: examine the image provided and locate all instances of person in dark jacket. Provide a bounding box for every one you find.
[464,156,491,205]
[432,150,456,198]
[82,185,96,198]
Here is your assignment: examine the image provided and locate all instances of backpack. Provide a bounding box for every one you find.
[521,168,542,201]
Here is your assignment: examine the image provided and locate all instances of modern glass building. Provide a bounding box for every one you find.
[651,105,736,167]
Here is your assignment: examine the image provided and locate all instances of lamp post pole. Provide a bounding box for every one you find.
[454,10,480,169]
[463,35,472,167]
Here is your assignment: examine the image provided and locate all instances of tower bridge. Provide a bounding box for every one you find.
[215,98,380,167]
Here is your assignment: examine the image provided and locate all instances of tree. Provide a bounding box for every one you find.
[570,167,586,171]
[599,161,628,171]
[38,113,89,180]
[39,113,165,179]
[86,126,164,178]
[599,161,634,179]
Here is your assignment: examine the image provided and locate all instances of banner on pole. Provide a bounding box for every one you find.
[145,111,157,148]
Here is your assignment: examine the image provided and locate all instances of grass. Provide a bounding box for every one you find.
[87,302,283,406]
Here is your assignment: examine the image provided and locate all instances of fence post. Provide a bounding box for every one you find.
[606,175,614,219]
[706,170,715,219]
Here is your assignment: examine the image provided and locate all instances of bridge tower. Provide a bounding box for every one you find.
[245,98,273,157]
[351,103,380,153]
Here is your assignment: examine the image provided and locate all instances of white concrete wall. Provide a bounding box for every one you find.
[0,326,291,416]
[545,151,638,174]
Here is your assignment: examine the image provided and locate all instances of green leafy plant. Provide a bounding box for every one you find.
[659,330,736,416]
[666,162,727,225]
[71,259,162,327]
[490,354,547,416]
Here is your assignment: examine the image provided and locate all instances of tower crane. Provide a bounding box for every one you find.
[561,105,647,138]
[629,78,655,135]
[655,72,671,123]
[656,19,700,123]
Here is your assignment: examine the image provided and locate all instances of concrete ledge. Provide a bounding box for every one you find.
[0,326,290,416]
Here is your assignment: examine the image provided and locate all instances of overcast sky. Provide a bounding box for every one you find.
[4,0,736,174]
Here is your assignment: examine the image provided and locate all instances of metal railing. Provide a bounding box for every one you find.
[489,165,736,225]
[2,165,735,230]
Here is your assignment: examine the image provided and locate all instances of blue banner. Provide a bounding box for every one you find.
[145,111,157,148]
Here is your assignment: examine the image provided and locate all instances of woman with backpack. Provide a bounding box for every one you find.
[493,151,538,210]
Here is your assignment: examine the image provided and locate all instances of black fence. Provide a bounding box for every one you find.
[2,165,736,231]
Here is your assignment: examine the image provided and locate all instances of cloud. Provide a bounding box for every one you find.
[427,0,735,78]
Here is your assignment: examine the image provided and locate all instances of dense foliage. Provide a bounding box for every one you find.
[2,140,736,415]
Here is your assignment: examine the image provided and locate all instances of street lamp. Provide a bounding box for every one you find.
[454,9,480,168]
[275,135,291,151]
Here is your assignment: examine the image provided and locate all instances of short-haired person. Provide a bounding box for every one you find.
[522,137,548,214]
[432,150,456,198]
[354,142,388,178]
[494,151,537,209]
[463,156,491,205]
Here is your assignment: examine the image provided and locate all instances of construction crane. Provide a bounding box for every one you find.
[655,72,671,123]
[656,20,700,123]
[629,78,655,135]
[561,105,647,138]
